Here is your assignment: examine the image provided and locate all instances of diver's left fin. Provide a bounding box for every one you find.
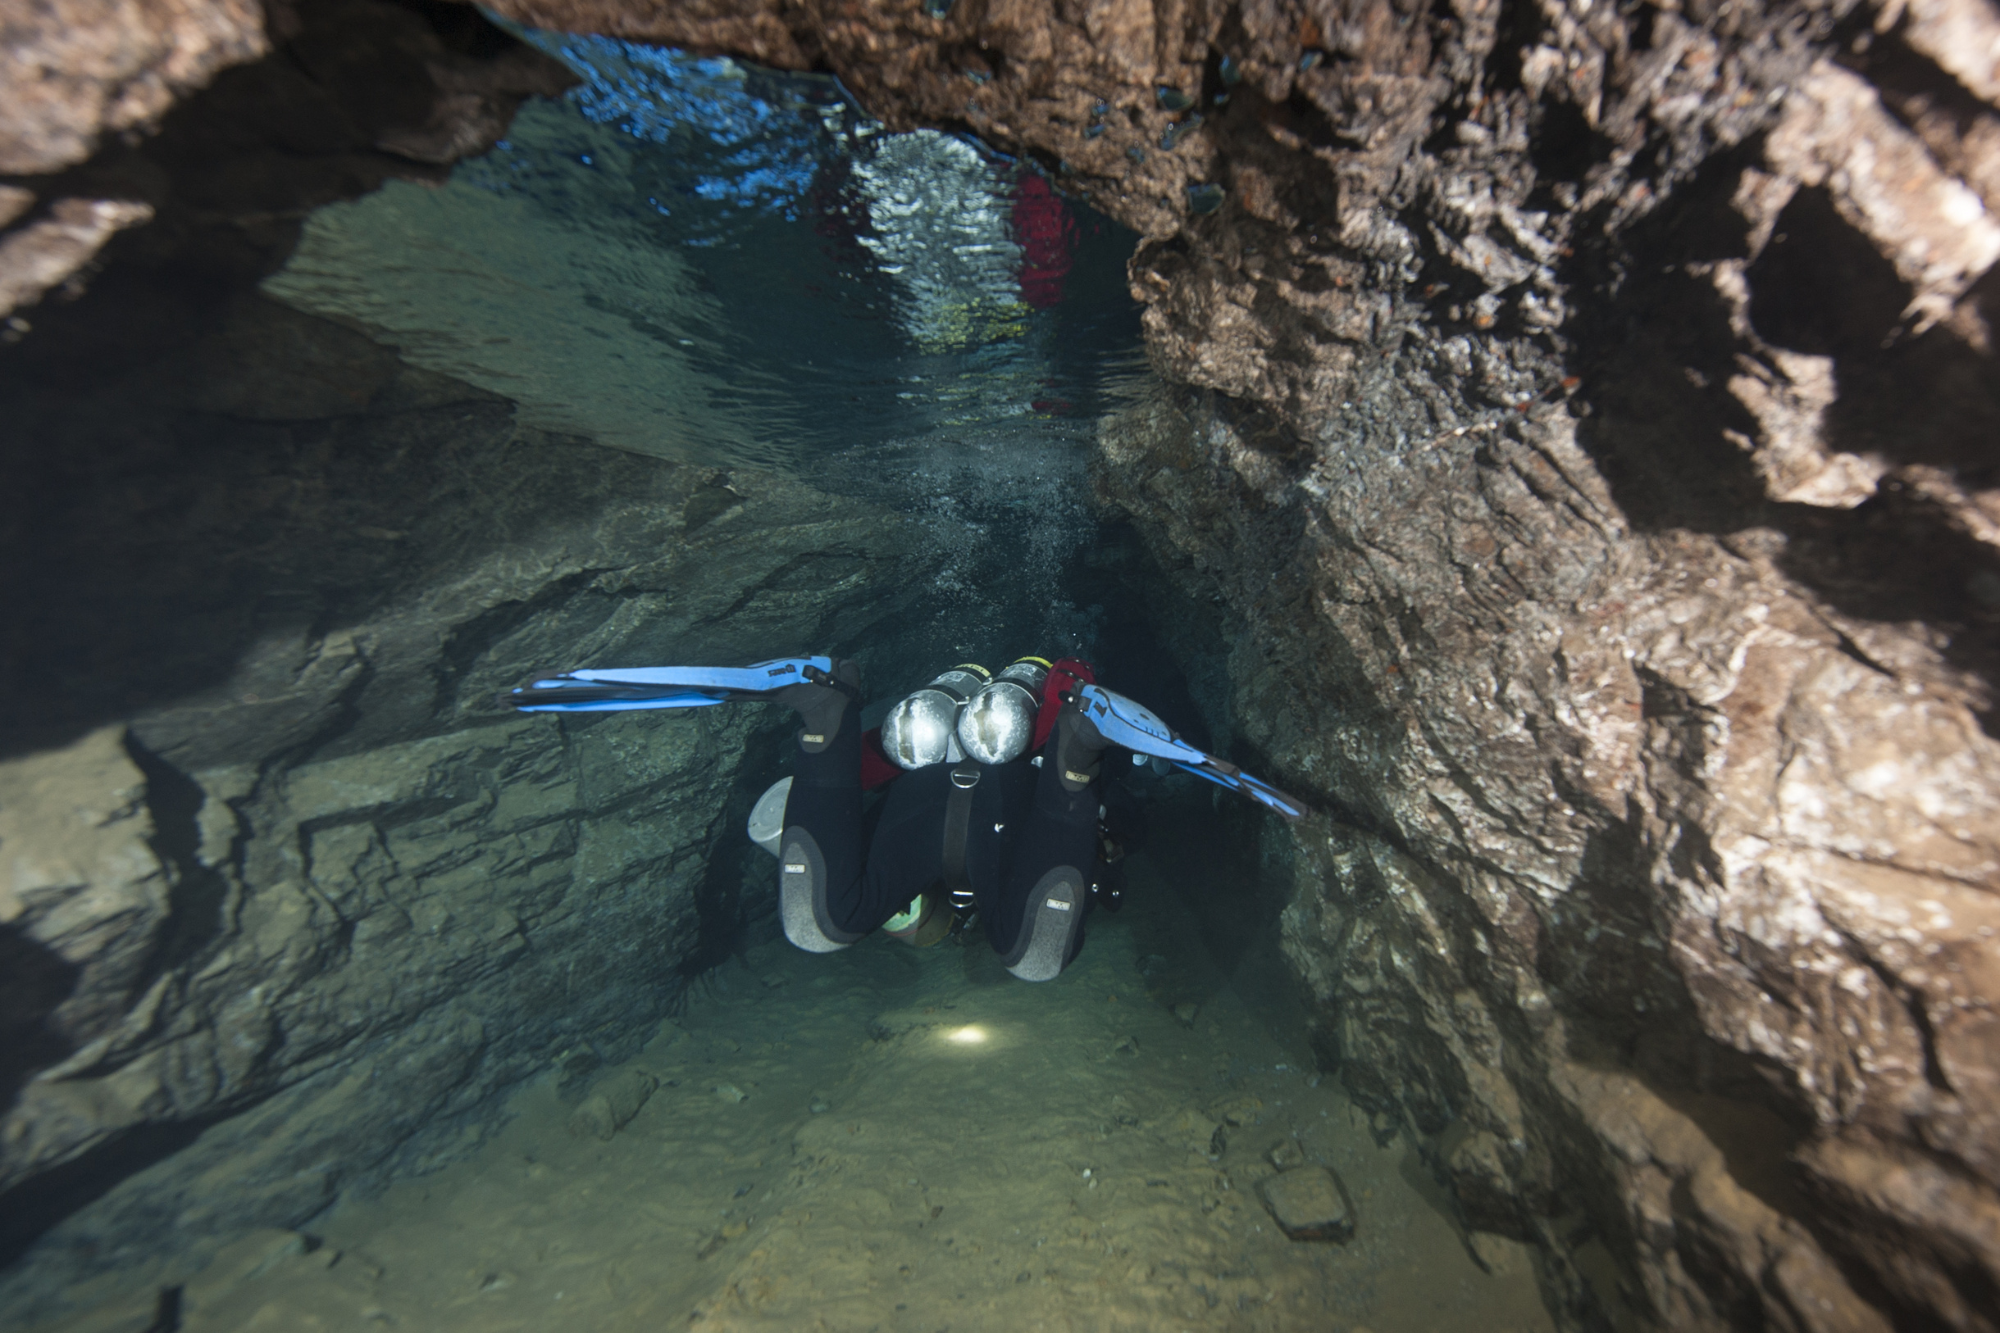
[503,656,834,714]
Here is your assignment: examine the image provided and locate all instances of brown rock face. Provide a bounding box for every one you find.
[451,0,2000,1328]
[0,0,575,320]
[0,0,270,176]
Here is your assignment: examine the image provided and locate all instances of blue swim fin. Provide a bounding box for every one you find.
[504,656,835,713]
[1075,684,1310,822]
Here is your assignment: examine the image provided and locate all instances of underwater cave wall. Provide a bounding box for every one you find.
[0,284,945,1313]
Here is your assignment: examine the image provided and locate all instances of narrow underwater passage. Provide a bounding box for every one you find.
[2,18,1570,1333]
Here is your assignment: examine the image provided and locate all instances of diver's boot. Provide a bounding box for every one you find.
[1005,703,1109,982]
[1051,701,1109,795]
[772,658,862,753]
[777,823,863,953]
[773,659,866,953]
[1005,866,1089,982]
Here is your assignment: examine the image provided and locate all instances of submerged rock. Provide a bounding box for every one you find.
[1267,1139,1306,1172]
[553,1047,603,1095]
[1257,1165,1354,1243]
[1205,1095,1261,1128]
[567,1069,659,1141]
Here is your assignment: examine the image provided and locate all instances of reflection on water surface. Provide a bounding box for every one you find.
[265,30,1146,474]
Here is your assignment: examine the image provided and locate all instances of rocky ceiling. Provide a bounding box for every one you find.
[3,0,1999,1330]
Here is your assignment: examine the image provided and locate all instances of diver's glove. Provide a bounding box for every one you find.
[1052,701,1110,793]
[772,659,862,753]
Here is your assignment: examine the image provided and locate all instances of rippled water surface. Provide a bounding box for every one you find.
[266,32,1146,470]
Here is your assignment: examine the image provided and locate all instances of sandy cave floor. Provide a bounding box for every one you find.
[39,853,1557,1333]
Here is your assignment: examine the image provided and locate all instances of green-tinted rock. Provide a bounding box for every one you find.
[1257,1166,1354,1243]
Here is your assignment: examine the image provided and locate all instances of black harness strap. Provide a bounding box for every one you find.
[941,761,981,910]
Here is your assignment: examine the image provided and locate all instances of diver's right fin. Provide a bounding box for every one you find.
[1075,684,1310,822]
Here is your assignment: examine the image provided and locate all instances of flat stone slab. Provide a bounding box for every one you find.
[1258,1165,1355,1242]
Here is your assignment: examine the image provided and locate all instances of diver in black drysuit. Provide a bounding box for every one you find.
[772,661,1112,982]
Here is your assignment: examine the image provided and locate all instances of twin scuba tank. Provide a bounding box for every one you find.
[839,658,1059,947]
[879,658,1050,770]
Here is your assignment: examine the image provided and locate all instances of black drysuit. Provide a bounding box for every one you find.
[780,692,1101,969]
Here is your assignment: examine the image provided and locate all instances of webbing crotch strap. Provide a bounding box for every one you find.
[940,762,981,911]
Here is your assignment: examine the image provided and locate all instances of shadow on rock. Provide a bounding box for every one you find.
[1570,150,2000,733]
[0,931,78,1117]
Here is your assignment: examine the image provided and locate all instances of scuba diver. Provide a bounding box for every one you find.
[504,655,1306,982]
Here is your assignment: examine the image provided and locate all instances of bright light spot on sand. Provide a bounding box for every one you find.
[948,1025,989,1045]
